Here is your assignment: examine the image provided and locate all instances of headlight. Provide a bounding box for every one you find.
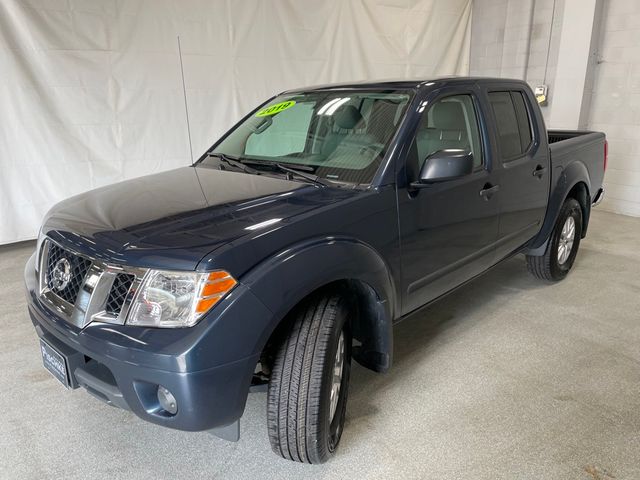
[126,270,237,328]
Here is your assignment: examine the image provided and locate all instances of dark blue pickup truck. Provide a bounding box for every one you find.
[25,77,606,463]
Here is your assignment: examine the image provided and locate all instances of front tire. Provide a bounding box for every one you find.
[526,198,583,281]
[267,293,352,464]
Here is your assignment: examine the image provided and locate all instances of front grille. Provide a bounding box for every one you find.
[105,273,135,316]
[38,238,146,328]
[45,242,93,305]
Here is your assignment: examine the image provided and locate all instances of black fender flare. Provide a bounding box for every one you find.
[242,236,396,372]
[526,161,591,256]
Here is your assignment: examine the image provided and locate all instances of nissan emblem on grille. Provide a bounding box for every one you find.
[51,258,72,291]
[38,239,142,328]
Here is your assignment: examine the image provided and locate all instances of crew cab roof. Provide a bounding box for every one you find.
[281,76,530,94]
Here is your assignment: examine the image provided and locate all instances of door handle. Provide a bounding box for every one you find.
[533,165,547,178]
[479,183,500,200]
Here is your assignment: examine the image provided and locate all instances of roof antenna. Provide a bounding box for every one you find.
[177,36,194,164]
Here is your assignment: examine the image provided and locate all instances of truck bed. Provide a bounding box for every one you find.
[547,129,598,144]
[548,128,606,211]
[547,130,606,187]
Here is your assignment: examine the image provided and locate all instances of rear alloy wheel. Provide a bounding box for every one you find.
[267,293,352,463]
[526,198,583,281]
[557,215,576,265]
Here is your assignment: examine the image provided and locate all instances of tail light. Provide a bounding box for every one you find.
[604,139,608,172]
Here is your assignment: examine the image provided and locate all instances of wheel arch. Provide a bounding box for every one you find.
[565,181,590,238]
[243,237,396,373]
[526,161,591,256]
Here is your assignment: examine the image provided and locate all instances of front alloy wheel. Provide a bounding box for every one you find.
[329,331,345,423]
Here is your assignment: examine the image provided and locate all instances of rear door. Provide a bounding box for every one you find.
[485,86,550,259]
[397,85,500,315]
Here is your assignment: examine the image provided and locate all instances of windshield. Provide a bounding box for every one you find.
[202,90,413,185]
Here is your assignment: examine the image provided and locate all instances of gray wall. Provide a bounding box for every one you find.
[587,0,640,217]
[470,0,564,125]
[470,0,639,217]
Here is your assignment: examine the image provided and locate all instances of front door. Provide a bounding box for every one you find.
[398,89,500,315]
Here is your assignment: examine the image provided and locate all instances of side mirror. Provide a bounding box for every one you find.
[411,149,474,188]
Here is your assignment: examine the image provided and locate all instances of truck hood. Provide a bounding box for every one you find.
[42,166,357,270]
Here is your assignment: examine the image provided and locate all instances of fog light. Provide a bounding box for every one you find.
[157,385,178,415]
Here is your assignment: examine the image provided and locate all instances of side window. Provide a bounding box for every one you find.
[488,91,533,158]
[245,102,314,157]
[488,92,521,158]
[415,94,482,169]
[511,91,533,151]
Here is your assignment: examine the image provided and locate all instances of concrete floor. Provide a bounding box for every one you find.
[1,209,639,479]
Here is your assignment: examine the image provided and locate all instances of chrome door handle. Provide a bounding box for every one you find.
[533,165,547,178]
[479,184,500,200]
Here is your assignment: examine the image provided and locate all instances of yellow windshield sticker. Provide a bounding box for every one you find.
[256,100,296,117]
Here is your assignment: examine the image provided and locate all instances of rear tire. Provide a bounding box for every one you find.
[267,293,352,464]
[526,198,583,281]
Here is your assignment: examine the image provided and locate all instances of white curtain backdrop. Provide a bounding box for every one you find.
[0,0,471,245]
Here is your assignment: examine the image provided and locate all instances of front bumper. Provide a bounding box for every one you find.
[25,253,270,432]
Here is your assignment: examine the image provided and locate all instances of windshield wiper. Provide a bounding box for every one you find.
[272,163,331,187]
[207,153,331,187]
[206,152,258,175]
[231,157,332,187]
